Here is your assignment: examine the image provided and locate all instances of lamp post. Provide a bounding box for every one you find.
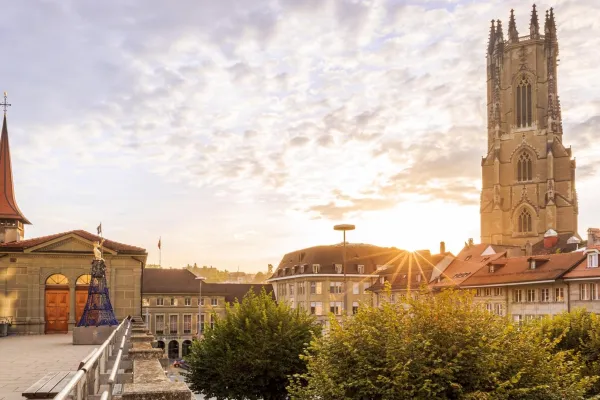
[334,224,355,316]
[195,276,206,339]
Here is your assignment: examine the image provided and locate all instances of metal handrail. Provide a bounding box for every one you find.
[107,349,123,400]
[53,318,130,400]
[100,390,109,400]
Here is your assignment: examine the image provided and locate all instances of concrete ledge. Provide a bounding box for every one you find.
[73,325,116,345]
[122,382,192,400]
[128,348,164,360]
[130,334,153,343]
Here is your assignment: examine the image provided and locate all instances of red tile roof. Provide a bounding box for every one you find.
[431,252,507,289]
[0,230,146,254]
[367,250,437,291]
[563,251,600,279]
[461,252,584,287]
[0,115,30,224]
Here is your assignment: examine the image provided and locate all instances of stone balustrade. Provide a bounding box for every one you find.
[121,318,193,400]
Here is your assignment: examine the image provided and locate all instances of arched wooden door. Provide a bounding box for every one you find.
[45,274,70,333]
[75,274,91,324]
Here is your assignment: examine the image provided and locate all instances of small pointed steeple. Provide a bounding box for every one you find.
[496,19,504,42]
[487,19,496,55]
[0,96,31,235]
[508,9,519,43]
[545,7,557,40]
[530,4,540,39]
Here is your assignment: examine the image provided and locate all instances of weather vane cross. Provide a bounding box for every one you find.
[0,92,11,115]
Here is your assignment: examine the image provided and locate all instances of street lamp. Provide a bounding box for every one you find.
[195,276,206,339]
[334,224,355,316]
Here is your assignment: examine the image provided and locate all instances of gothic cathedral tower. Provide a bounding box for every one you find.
[480,6,578,246]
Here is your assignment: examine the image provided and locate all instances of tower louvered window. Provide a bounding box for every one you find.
[517,152,533,181]
[518,208,532,233]
[516,75,532,128]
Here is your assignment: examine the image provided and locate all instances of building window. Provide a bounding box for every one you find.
[486,303,493,312]
[493,303,504,316]
[513,314,522,324]
[489,265,495,273]
[416,274,422,283]
[198,298,205,306]
[588,253,599,268]
[517,152,533,182]
[211,298,218,306]
[310,301,323,315]
[493,287,503,296]
[513,289,523,303]
[353,283,360,295]
[169,315,178,334]
[210,314,215,330]
[200,314,205,333]
[329,282,343,294]
[357,265,365,274]
[142,298,150,307]
[484,288,492,297]
[335,264,342,274]
[580,284,590,301]
[540,288,550,302]
[518,208,533,233]
[312,264,320,274]
[329,301,343,315]
[555,287,565,302]
[289,283,295,296]
[297,301,304,310]
[516,75,532,128]
[170,298,177,306]
[298,282,305,295]
[156,298,164,306]
[529,259,536,270]
[526,289,536,302]
[310,282,322,295]
[475,289,483,297]
[591,283,598,301]
[183,315,191,334]
[352,301,359,314]
[155,315,164,335]
[184,297,191,306]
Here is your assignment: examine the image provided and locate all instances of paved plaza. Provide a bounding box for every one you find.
[0,334,95,400]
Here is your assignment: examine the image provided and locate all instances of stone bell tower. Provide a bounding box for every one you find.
[480,6,578,246]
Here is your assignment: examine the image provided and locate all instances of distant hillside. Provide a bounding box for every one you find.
[145,263,269,283]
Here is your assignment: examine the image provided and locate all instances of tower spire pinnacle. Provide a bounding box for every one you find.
[487,19,496,55]
[0,95,31,241]
[508,9,519,43]
[530,4,540,39]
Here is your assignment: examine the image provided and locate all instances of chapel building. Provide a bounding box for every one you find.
[480,6,578,247]
[0,110,147,335]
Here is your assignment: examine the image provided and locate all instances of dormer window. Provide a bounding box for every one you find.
[465,255,472,261]
[300,265,305,274]
[335,264,342,274]
[530,260,536,270]
[588,253,599,268]
[357,265,365,274]
[379,276,385,284]
[312,264,320,274]
[416,274,421,283]
[489,265,495,273]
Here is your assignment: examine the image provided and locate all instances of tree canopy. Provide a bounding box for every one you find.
[185,288,321,400]
[289,288,596,399]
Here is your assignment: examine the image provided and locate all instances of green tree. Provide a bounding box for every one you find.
[536,308,600,395]
[252,271,267,283]
[289,288,595,400]
[185,288,321,400]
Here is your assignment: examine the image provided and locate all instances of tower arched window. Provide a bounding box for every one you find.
[517,152,533,182]
[518,208,533,233]
[516,75,532,128]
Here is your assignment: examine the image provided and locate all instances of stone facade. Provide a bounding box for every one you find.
[0,231,147,334]
[480,6,578,246]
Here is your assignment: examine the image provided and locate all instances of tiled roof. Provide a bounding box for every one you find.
[270,243,407,280]
[0,229,146,254]
[143,268,274,302]
[431,252,507,289]
[563,251,600,279]
[531,232,582,255]
[0,115,30,224]
[461,252,585,287]
[367,250,436,291]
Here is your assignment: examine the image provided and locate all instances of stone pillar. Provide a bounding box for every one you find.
[68,284,76,329]
[178,339,183,359]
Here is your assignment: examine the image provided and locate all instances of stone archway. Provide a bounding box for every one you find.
[75,274,91,324]
[168,340,179,359]
[182,340,192,358]
[45,274,70,333]
[156,340,165,353]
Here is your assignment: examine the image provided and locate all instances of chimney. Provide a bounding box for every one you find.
[440,241,446,254]
[543,229,558,249]
[525,241,532,256]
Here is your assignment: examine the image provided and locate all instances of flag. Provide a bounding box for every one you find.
[97,223,102,235]
[158,237,161,250]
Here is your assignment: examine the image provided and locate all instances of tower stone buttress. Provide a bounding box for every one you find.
[480,6,578,246]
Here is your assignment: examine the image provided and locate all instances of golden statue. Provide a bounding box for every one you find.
[93,238,105,260]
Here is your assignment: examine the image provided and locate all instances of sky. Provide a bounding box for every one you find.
[0,0,599,272]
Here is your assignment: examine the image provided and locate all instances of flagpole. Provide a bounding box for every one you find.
[159,237,162,268]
